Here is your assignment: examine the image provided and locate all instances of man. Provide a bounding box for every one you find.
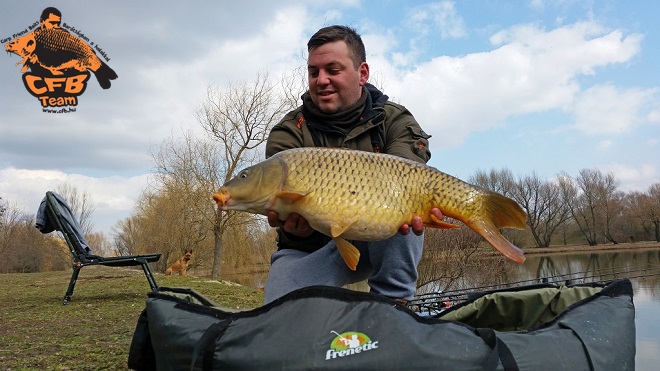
[40,7,62,30]
[264,25,442,304]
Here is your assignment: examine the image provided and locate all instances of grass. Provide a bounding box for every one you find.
[0,265,263,370]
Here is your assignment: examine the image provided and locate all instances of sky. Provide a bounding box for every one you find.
[1,0,659,235]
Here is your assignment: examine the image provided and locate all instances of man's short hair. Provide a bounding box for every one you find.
[40,7,62,22]
[307,25,366,69]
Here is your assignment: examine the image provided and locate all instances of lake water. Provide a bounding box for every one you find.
[417,248,660,370]
[230,248,660,369]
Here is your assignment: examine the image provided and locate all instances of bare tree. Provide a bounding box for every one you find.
[280,66,308,111]
[633,183,660,242]
[0,196,5,221]
[114,72,297,278]
[0,197,20,260]
[511,173,570,247]
[55,183,96,236]
[0,200,68,273]
[599,179,623,244]
[649,183,660,242]
[112,184,211,272]
[558,171,597,245]
[112,215,142,257]
[196,72,292,278]
[470,168,516,197]
[150,132,219,253]
[621,191,650,242]
[558,169,621,246]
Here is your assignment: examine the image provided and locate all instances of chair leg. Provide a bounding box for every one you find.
[140,262,159,291]
[64,265,81,305]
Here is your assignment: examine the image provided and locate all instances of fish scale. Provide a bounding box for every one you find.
[283,149,419,234]
[213,147,527,270]
[34,29,100,68]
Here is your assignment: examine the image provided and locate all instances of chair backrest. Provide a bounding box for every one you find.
[41,191,93,260]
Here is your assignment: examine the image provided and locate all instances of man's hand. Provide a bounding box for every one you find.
[267,211,315,238]
[398,208,444,236]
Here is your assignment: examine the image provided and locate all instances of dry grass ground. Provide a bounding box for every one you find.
[0,266,263,370]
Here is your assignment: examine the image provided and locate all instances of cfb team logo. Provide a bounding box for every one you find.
[325,331,379,361]
[3,7,117,113]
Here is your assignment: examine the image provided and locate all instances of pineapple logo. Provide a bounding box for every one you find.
[325,331,379,361]
[4,7,117,112]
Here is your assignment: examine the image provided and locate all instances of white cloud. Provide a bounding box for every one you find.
[571,84,656,135]
[648,108,660,123]
[366,21,643,151]
[0,167,151,234]
[405,1,467,39]
[599,163,658,192]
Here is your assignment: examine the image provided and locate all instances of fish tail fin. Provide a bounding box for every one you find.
[484,192,527,230]
[334,237,360,271]
[466,219,526,263]
[93,62,117,89]
[466,192,527,264]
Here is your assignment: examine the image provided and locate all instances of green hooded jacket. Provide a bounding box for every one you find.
[265,83,432,252]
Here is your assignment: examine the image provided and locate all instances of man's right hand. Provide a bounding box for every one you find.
[267,211,315,238]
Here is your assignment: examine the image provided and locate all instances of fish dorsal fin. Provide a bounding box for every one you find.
[334,237,360,271]
[425,213,461,229]
[330,218,357,238]
[276,190,310,202]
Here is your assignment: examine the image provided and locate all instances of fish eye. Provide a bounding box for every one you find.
[239,171,249,178]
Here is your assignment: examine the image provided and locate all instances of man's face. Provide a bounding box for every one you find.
[307,40,369,114]
[41,13,61,29]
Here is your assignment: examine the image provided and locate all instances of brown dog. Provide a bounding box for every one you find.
[164,250,193,276]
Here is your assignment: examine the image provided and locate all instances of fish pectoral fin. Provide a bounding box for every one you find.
[330,218,358,238]
[467,219,526,264]
[334,237,360,271]
[276,190,310,202]
[425,213,460,229]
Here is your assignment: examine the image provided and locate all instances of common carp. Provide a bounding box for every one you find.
[213,147,526,270]
[5,28,117,89]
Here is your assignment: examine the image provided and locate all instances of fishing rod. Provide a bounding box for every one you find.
[330,330,347,341]
[559,268,660,285]
[409,265,660,313]
[416,264,660,299]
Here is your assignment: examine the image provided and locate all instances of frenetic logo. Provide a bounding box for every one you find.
[325,331,379,361]
[3,7,117,113]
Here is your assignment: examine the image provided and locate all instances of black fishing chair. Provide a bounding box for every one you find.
[36,191,161,305]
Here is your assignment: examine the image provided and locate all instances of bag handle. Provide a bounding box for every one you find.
[476,328,520,371]
[190,320,231,371]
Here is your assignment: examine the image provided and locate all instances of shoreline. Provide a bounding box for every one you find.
[521,240,660,256]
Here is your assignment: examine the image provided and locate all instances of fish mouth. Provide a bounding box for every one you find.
[213,190,231,208]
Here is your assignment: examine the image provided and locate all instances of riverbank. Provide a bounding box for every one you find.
[477,240,660,259]
[521,240,660,255]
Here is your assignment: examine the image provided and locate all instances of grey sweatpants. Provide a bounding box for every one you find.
[264,232,424,304]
